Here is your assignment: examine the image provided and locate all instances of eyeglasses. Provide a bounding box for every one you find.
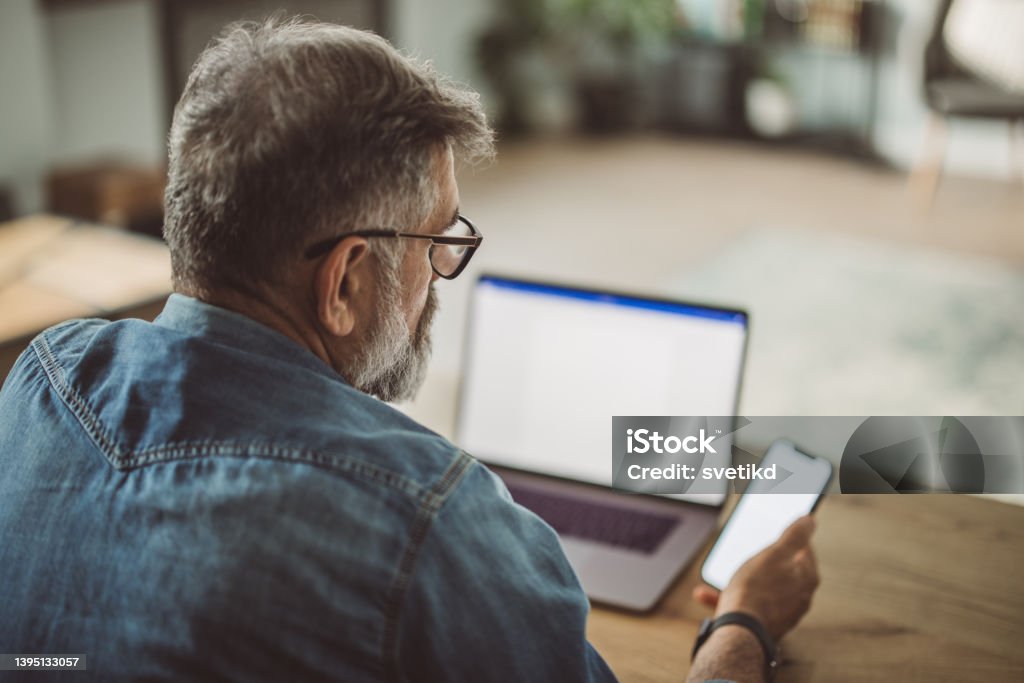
[304,214,483,280]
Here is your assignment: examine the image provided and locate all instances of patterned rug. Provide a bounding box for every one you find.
[670,230,1024,415]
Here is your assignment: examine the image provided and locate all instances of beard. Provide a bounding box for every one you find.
[345,275,438,403]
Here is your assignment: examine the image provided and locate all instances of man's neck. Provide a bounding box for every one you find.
[187,287,336,370]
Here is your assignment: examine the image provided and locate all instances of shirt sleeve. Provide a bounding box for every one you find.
[393,459,618,683]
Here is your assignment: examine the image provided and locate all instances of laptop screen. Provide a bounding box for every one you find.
[456,275,748,505]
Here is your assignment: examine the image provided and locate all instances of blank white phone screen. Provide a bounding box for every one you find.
[701,442,832,590]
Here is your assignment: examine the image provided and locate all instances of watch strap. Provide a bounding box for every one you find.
[691,611,779,680]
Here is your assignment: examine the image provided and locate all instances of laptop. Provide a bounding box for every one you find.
[456,274,750,611]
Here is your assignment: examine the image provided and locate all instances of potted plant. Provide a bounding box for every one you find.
[476,0,676,134]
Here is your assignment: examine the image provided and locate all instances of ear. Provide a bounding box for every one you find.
[313,237,371,337]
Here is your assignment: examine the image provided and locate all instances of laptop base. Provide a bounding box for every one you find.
[494,467,720,612]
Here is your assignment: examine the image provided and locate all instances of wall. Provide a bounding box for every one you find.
[0,0,165,214]
[41,0,495,175]
[390,0,498,106]
[47,0,167,167]
[0,0,56,214]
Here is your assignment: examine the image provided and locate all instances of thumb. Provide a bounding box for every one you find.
[692,585,720,608]
[771,516,816,555]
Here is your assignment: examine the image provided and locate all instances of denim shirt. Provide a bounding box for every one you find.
[0,294,618,682]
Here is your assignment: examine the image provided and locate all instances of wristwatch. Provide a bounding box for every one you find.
[691,611,780,681]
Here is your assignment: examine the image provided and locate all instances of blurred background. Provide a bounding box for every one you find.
[1,0,1022,434]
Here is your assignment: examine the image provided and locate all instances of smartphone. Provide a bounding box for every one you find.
[700,439,832,591]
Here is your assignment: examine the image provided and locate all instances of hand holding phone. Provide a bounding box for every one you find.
[701,440,831,591]
[696,440,830,640]
[694,516,820,641]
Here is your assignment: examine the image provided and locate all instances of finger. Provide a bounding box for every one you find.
[802,546,819,580]
[692,585,720,608]
[794,544,816,568]
[792,546,819,584]
[771,516,816,555]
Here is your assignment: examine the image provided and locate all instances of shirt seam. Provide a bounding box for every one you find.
[382,451,476,682]
[35,331,128,461]
[30,332,434,501]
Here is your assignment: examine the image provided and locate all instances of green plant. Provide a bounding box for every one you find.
[475,0,677,132]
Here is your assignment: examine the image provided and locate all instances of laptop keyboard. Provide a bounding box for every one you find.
[506,484,681,554]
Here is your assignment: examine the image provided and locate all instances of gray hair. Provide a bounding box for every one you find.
[163,15,494,296]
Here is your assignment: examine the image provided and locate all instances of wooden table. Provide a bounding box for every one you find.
[0,214,171,383]
[400,375,1024,682]
[588,494,1024,682]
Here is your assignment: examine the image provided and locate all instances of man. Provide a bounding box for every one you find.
[0,17,818,682]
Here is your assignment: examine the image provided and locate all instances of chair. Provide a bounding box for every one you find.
[910,0,1024,206]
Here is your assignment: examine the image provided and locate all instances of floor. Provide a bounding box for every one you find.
[408,134,1023,438]
[457,134,1024,290]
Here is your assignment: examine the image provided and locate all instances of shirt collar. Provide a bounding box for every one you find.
[154,293,346,383]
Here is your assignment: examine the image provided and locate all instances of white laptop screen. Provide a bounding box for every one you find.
[456,276,748,505]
